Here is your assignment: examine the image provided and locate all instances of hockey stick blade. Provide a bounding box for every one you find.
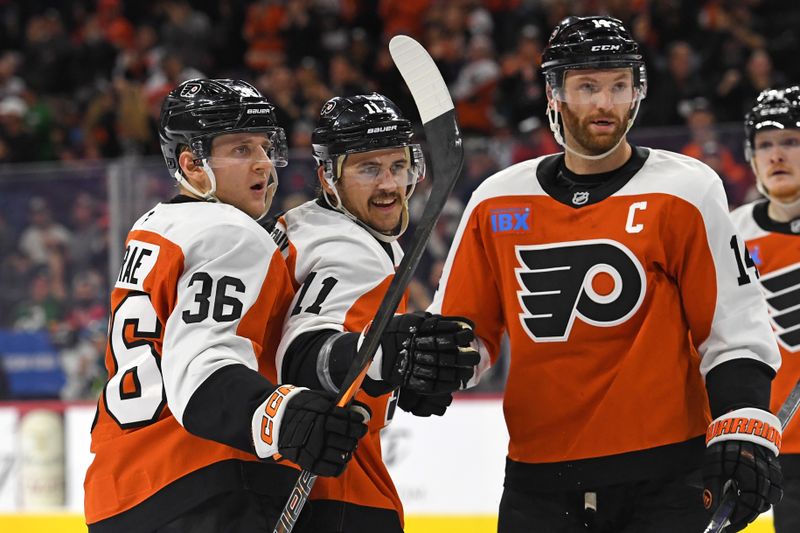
[272,35,464,533]
[702,378,800,532]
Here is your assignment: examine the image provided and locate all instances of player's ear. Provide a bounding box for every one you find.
[546,85,561,112]
[178,149,209,191]
[317,166,334,195]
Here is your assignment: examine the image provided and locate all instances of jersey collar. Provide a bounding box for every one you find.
[753,199,800,235]
[536,146,650,208]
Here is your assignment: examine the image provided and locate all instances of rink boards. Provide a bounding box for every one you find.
[0,398,774,532]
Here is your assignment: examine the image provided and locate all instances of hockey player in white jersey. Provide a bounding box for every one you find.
[85,79,368,533]
[731,86,800,533]
[268,93,480,531]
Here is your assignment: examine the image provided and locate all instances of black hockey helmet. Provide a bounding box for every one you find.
[311,93,424,183]
[744,85,800,161]
[159,78,288,174]
[541,16,646,99]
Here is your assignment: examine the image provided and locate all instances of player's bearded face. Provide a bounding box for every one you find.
[560,101,630,155]
[336,148,410,233]
[753,129,800,202]
[558,69,635,155]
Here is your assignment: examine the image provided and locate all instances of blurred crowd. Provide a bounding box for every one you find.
[1,0,798,162]
[1,0,798,399]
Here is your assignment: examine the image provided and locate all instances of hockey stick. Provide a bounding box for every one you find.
[703,377,800,533]
[272,35,464,533]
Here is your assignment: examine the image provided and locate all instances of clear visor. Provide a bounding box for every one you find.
[752,128,800,153]
[201,128,289,169]
[337,144,425,187]
[549,65,645,106]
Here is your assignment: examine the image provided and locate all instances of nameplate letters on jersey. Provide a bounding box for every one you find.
[116,240,160,291]
[490,206,530,233]
[760,262,800,352]
[270,224,290,254]
[514,239,646,342]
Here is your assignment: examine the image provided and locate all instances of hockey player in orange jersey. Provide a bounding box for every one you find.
[84,79,369,533]
[429,16,782,533]
[731,86,800,533]
[266,93,480,531]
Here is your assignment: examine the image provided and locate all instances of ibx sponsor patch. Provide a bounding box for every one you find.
[489,206,530,233]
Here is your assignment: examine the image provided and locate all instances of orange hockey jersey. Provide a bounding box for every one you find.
[273,199,405,528]
[85,198,297,531]
[732,200,800,458]
[431,148,780,490]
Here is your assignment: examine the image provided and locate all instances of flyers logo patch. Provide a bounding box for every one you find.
[761,262,800,352]
[179,82,202,98]
[515,239,646,342]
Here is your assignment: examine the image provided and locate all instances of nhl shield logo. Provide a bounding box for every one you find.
[791,219,800,234]
[179,82,202,98]
[572,191,590,205]
[321,100,337,115]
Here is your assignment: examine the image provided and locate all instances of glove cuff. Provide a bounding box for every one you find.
[706,407,782,457]
[359,322,385,382]
[251,384,307,459]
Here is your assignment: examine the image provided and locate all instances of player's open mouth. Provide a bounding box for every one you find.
[372,198,397,209]
[251,182,265,191]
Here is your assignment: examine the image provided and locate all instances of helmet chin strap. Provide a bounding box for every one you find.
[174,159,220,202]
[256,167,279,221]
[547,99,641,161]
[175,161,277,220]
[322,178,411,243]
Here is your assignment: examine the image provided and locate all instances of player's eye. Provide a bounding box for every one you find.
[390,162,409,174]
[358,165,382,178]
[755,141,773,151]
[577,82,598,93]
[780,137,800,148]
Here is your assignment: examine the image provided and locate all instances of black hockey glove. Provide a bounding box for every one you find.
[252,386,369,478]
[702,408,783,532]
[397,388,453,417]
[366,312,479,394]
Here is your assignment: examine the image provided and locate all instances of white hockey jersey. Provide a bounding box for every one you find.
[273,200,406,521]
[86,198,296,527]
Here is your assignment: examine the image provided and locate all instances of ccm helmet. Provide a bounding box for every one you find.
[311,93,424,241]
[541,16,647,160]
[159,78,288,214]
